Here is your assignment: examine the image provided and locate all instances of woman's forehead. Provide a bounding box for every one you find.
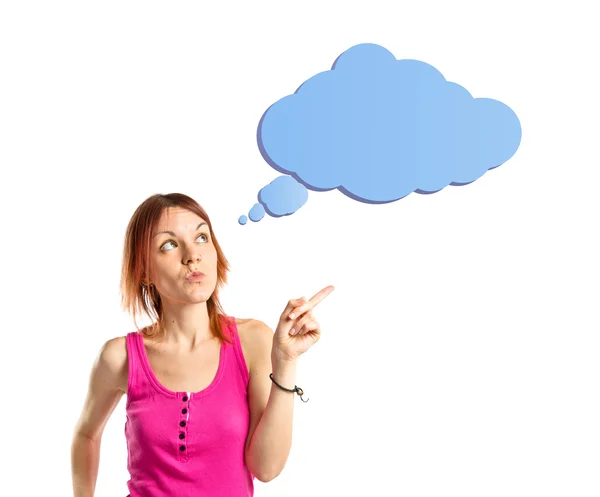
[156,208,207,231]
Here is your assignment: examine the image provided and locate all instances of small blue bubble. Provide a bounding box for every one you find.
[249,203,265,222]
[238,215,248,225]
[258,175,308,217]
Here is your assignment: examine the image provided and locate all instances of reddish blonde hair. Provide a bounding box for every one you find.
[120,193,233,345]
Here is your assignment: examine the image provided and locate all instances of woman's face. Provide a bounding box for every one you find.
[149,207,218,307]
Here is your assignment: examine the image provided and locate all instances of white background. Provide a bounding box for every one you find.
[1,1,598,496]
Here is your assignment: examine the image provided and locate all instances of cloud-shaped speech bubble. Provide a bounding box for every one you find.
[239,42,521,224]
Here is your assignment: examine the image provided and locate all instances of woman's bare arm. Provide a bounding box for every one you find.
[71,337,127,497]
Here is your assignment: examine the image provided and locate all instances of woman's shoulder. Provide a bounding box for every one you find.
[232,318,274,369]
[233,317,253,329]
[233,317,273,338]
[89,335,129,393]
[233,318,254,347]
[98,335,128,367]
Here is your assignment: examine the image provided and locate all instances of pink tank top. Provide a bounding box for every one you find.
[124,315,255,496]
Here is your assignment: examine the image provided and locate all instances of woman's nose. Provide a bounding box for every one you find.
[184,252,202,264]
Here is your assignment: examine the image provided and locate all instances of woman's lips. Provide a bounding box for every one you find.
[186,272,206,282]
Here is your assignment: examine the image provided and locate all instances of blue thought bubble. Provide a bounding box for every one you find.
[248,203,265,222]
[240,42,521,224]
[258,175,309,217]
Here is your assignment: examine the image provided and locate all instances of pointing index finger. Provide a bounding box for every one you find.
[308,285,335,308]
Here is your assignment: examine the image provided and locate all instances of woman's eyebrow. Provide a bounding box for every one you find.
[154,222,207,238]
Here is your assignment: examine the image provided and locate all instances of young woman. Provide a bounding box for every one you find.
[70,192,333,497]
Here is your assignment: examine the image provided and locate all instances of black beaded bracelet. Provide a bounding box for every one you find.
[269,373,309,402]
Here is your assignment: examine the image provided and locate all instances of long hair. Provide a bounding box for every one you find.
[120,193,233,345]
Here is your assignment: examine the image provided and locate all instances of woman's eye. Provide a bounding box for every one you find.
[161,240,176,251]
[161,234,207,251]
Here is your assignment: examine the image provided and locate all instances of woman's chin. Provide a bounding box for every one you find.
[161,285,216,305]
[186,287,216,303]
